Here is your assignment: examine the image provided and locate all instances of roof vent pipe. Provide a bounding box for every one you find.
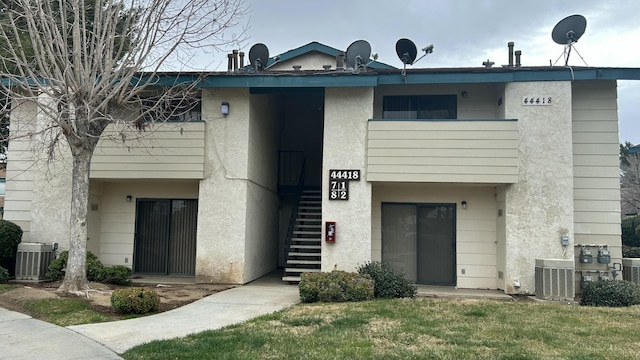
[227,53,233,73]
[508,42,514,67]
[323,65,331,70]
[239,52,245,69]
[336,52,345,71]
[515,50,522,67]
[232,50,239,71]
[293,65,301,71]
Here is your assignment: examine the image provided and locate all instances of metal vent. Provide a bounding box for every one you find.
[623,258,640,284]
[15,243,54,281]
[535,259,575,300]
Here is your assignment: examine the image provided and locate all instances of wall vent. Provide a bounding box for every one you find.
[535,258,575,300]
[623,258,640,284]
[15,243,54,282]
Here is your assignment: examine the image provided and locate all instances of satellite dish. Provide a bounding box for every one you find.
[345,40,371,70]
[396,38,417,65]
[249,43,269,71]
[551,15,587,66]
[552,15,587,44]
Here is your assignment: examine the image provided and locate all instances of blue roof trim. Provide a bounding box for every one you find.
[199,73,378,88]
[369,118,518,122]
[247,41,395,70]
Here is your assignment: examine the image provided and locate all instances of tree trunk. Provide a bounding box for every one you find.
[58,146,93,293]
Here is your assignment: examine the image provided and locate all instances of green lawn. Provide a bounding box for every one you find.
[123,298,640,360]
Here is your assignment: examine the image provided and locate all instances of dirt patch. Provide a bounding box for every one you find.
[0,280,234,318]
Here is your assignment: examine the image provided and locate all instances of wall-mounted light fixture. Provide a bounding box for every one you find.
[126,195,132,202]
[221,102,230,116]
[461,200,467,209]
[461,91,468,98]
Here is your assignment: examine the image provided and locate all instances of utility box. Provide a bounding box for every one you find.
[623,258,640,284]
[535,259,575,300]
[597,248,611,264]
[580,248,593,264]
[15,243,54,282]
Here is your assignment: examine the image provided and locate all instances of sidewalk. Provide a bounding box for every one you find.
[0,274,300,359]
[69,276,300,354]
[0,307,122,360]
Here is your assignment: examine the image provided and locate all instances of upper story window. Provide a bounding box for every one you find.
[383,95,457,119]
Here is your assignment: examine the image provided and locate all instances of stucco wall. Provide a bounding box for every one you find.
[502,81,575,294]
[372,183,498,289]
[195,88,250,283]
[243,94,281,282]
[268,52,336,71]
[321,87,373,272]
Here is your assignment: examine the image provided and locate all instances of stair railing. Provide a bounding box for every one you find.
[283,159,306,273]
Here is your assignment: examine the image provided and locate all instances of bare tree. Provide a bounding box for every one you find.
[0,0,247,293]
[622,152,640,216]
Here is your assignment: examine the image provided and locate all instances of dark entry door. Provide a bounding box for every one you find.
[382,203,456,285]
[134,199,198,275]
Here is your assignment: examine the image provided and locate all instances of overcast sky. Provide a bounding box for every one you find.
[204,0,639,145]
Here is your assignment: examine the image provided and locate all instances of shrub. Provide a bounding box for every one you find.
[45,251,106,281]
[622,216,640,247]
[622,246,640,258]
[580,280,640,307]
[111,287,160,314]
[103,265,132,285]
[0,219,23,259]
[357,261,417,299]
[0,266,8,284]
[299,271,374,303]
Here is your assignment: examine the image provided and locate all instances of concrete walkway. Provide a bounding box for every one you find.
[0,274,300,359]
[0,307,122,360]
[69,276,300,354]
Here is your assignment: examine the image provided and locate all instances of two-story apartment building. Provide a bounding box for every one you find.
[4,41,639,295]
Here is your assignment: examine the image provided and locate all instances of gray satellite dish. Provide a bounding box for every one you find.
[345,40,371,70]
[249,43,269,71]
[551,15,587,66]
[396,38,417,65]
[552,14,586,45]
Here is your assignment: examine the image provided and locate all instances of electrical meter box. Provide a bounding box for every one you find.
[582,274,594,288]
[597,248,610,264]
[580,248,593,264]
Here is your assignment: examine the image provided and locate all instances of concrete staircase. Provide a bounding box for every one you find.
[282,190,321,283]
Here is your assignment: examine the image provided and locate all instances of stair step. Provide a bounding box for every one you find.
[292,237,320,241]
[282,276,302,282]
[287,260,321,265]
[296,217,321,222]
[290,244,321,249]
[295,224,321,228]
[285,268,321,273]
[287,252,321,257]
[293,230,321,235]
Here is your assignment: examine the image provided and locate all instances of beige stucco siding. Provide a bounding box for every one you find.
[243,94,280,282]
[322,87,373,272]
[571,80,621,268]
[367,120,518,183]
[502,81,575,294]
[91,122,205,179]
[371,184,498,289]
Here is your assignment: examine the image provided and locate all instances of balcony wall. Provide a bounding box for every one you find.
[367,119,519,183]
[91,121,205,179]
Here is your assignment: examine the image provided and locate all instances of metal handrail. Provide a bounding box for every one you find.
[283,159,306,273]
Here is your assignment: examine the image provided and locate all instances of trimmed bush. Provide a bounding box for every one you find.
[0,219,23,259]
[103,265,132,285]
[357,261,417,299]
[0,266,8,284]
[622,246,640,258]
[111,287,160,314]
[580,280,640,307]
[299,271,374,303]
[45,250,106,282]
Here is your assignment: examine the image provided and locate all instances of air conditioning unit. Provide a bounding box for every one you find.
[15,243,54,281]
[535,259,575,300]
[623,258,640,284]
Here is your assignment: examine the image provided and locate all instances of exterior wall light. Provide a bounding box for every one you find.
[221,102,230,116]
[461,200,467,209]
[126,195,132,202]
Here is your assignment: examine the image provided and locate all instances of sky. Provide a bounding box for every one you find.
[200,0,639,145]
